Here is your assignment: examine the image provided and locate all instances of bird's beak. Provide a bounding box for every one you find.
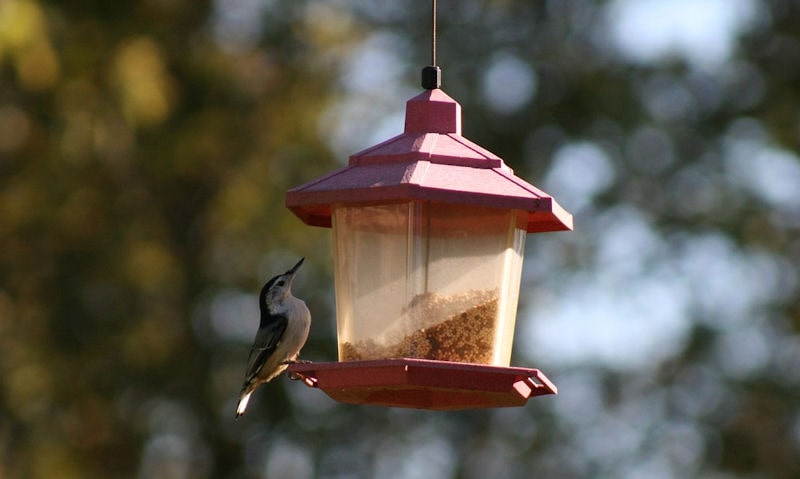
[287,257,305,277]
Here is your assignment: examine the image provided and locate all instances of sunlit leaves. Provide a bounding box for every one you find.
[112,36,177,127]
[0,0,60,90]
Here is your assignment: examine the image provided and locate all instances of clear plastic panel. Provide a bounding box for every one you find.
[332,201,526,366]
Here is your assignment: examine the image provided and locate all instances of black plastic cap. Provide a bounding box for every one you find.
[421,65,441,89]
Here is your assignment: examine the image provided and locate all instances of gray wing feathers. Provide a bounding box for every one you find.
[242,314,288,386]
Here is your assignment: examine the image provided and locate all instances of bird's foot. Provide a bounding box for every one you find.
[283,359,312,381]
[281,359,312,365]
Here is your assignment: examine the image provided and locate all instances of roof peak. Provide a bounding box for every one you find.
[404,89,461,135]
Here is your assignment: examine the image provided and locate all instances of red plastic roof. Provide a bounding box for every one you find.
[286,89,573,233]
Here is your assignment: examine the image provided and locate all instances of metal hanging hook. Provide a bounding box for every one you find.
[421,0,442,90]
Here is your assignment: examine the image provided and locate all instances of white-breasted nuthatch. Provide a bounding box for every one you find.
[236,257,311,418]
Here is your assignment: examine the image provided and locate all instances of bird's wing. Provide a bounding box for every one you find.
[242,313,288,384]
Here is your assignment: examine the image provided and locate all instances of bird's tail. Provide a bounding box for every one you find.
[236,389,253,418]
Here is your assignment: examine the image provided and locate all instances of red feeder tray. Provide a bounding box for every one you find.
[286,358,557,410]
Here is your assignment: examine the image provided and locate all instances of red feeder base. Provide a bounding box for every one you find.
[286,358,557,410]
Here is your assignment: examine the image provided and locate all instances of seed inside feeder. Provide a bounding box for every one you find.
[341,289,499,364]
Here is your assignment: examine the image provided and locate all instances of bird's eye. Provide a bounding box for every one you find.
[277,280,286,287]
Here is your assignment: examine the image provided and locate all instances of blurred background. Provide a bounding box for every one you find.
[1,0,799,477]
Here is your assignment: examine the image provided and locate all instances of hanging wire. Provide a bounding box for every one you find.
[422,0,442,89]
[431,0,437,66]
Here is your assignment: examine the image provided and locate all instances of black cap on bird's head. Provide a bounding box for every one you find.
[259,257,305,311]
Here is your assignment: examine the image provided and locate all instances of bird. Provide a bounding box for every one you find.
[236,257,311,418]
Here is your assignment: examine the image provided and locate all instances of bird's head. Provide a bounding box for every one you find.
[259,257,304,314]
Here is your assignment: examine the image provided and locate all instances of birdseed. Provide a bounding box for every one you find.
[341,289,499,364]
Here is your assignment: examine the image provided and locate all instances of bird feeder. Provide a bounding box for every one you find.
[284,1,570,409]
[284,81,572,409]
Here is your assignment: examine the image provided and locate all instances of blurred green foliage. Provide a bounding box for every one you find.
[0,0,798,478]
